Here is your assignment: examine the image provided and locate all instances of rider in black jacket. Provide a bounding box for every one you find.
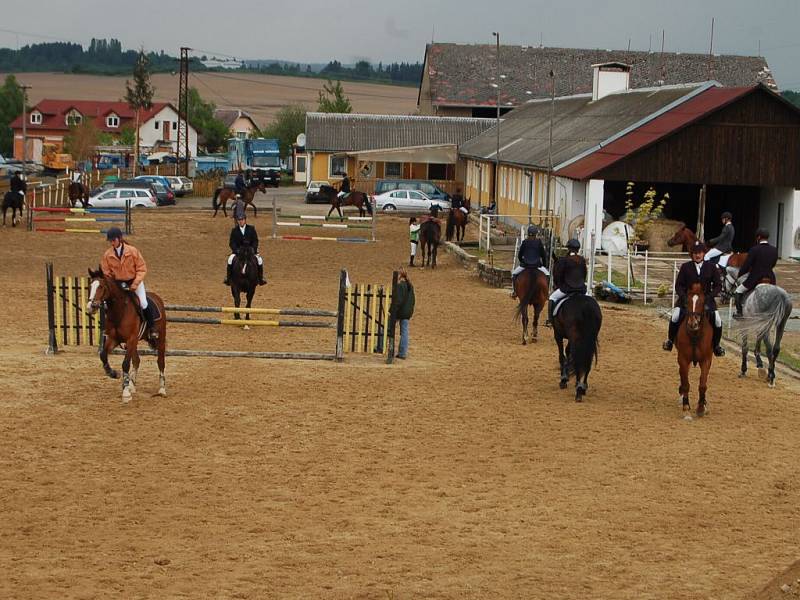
[546,238,587,325]
[733,228,778,319]
[225,213,266,286]
[510,225,548,298]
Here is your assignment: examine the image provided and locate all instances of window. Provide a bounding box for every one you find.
[154,121,160,130]
[100,190,118,199]
[296,156,306,172]
[409,191,425,200]
[106,115,119,128]
[30,112,42,125]
[65,110,82,126]
[329,155,347,177]
[384,162,402,178]
[427,163,448,180]
[172,121,177,131]
[420,183,436,195]
[135,190,150,198]
[236,131,247,139]
[390,191,406,199]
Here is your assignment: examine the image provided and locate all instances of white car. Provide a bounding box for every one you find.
[374,189,452,212]
[165,176,193,197]
[305,180,331,203]
[88,187,157,209]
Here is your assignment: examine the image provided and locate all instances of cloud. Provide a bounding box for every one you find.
[385,17,408,39]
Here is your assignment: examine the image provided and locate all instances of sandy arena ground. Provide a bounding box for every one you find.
[1,208,799,599]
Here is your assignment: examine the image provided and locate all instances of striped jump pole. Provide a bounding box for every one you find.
[272,195,376,242]
[28,200,132,234]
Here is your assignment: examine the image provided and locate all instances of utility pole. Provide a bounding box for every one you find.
[21,84,31,173]
[176,47,190,177]
[492,32,501,208]
[546,70,555,228]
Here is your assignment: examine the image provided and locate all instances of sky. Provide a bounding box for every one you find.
[1,0,799,89]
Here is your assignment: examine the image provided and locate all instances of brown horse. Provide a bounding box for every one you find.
[445,199,471,242]
[418,207,442,268]
[212,181,266,218]
[86,268,167,402]
[675,282,714,418]
[2,190,25,226]
[319,185,374,219]
[68,181,89,208]
[666,224,696,253]
[513,267,548,344]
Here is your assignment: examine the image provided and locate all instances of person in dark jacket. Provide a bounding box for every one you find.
[546,238,587,325]
[337,173,351,199]
[225,213,266,286]
[510,225,549,298]
[733,228,778,319]
[663,240,725,356]
[234,171,246,197]
[705,211,735,263]
[389,268,415,359]
[9,172,26,196]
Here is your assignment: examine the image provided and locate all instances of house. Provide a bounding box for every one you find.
[10,99,198,163]
[214,109,259,139]
[458,63,800,259]
[302,112,495,191]
[418,43,777,117]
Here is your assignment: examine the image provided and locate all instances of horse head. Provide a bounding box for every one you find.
[685,282,706,333]
[666,223,689,248]
[86,267,115,315]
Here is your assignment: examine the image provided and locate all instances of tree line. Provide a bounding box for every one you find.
[250,60,422,86]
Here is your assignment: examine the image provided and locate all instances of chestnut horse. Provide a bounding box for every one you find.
[513,267,548,345]
[675,282,714,418]
[86,268,167,402]
[445,199,471,242]
[212,180,266,218]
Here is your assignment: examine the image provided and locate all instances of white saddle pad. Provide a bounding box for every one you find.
[718,253,731,268]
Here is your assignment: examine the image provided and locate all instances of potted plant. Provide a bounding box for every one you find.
[622,182,668,254]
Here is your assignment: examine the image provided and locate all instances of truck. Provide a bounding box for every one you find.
[227,138,281,187]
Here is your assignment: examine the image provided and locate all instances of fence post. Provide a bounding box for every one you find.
[607,252,612,284]
[643,250,649,304]
[671,260,678,307]
[626,251,631,292]
[46,262,58,353]
[335,269,346,362]
[587,231,596,296]
[271,194,277,239]
[386,270,399,364]
[371,197,376,242]
[125,199,132,235]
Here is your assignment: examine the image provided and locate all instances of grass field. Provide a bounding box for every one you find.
[1,71,420,127]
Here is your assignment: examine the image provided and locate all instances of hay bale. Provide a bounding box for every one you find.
[645,219,685,253]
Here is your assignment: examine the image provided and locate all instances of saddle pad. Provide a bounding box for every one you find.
[553,293,586,317]
[718,254,731,268]
[146,295,162,321]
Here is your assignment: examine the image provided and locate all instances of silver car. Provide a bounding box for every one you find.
[374,189,451,212]
[88,187,157,208]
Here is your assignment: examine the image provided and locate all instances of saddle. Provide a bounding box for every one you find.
[552,292,583,317]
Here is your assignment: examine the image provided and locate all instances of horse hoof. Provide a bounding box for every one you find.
[107,369,119,379]
[157,388,167,397]
[559,379,568,389]
[696,406,706,418]
[522,339,527,346]
[683,414,693,421]
[243,325,250,331]
[738,371,747,378]
[122,389,132,402]
[768,381,776,389]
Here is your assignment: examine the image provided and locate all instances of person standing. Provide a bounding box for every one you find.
[390,268,415,360]
[409,217,420,267]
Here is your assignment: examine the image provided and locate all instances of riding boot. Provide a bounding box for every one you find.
[510,275,517,299]
[257,263,267,286]
[733,293,745,319]
[712,324,726,357]
[545,299,555,327]
[662,320,679,351]
[144,305,158,342]
[224,263,232,285]
[409,255,415,267]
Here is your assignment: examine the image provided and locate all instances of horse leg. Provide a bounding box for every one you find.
[432,244,437,269]
[121,338,137,402]
[697,359,710,417]
[232,286,241,320]
[100,335,119,379]
[129,351,140,394]
[761,334,775,387]
[556,335,568,389]
[739,334,748,378]
[326,202,336,219]
[678,356,692,418]
[520,302,529,345]
[2,205,6,226]
[531,302,542,342]
[243,287,255,330]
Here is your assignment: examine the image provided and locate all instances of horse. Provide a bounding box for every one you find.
[737,283,793,388]
[513,267,548,344]
[68,181,89,208]
[666,224,696,253]
[212,180,266,218]
[418,207,442,269]
[229,242,260,329]
[2,190,25,227]
[318,185,374,219]
[552,291,602,402]
[445,198,471,242]
[85,268,167,402]
[675,282,714,418]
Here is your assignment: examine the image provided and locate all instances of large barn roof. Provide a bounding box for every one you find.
[305,112,496,152]
[422,43,776,109]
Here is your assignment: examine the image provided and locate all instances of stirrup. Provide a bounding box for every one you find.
[713,346,725,357]
[662,340,673,351]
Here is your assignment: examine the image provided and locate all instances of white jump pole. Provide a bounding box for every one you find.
[643,250,649,304]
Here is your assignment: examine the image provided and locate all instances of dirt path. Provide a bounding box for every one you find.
[0,211,797,598]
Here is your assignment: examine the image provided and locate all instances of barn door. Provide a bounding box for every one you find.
[163,121,170,141]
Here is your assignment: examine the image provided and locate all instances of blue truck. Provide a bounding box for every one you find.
[227,138,281,187]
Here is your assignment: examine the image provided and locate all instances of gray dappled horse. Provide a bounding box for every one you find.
[737,284,793,387]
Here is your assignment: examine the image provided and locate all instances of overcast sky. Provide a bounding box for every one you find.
[2,0,799,89]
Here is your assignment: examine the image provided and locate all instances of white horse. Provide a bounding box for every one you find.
[737,284,793,387]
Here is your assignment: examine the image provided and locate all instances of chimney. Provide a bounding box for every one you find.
[592,62,631,101]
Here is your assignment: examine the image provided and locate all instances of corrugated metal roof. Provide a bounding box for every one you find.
[459,84,704,169]
[305,112,496,152]
[556,86,753,179]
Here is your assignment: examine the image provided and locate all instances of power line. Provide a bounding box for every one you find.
[0,27,82,44]
[189,72,236,107]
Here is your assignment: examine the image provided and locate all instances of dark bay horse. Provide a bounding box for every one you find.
[419,207,442,268]
[675,282,714,418]
[2,190,25,226]
[446,199,471,242]
[319,185,373,219]
[229,243,260,328]
[738,284,793,388]
[212,181,266,218]
[68,181,89,208]
[86,268,167,402]
[513,267,548,344]
[552,292,602,401]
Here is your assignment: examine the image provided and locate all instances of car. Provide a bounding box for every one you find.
[305,180,330,203]
[177,176,193,195]
[134,174,174,191]
[374,179,451,203]
[88,187,157,209]
[165,176,189,197]
[374,189,452,213]
[150,181,176,206]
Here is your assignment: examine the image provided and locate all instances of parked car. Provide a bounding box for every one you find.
[165,176,192,197]
[177,176,193,195]
[88,187,157,209]
[374,189,451,213]
[90,179,156,197]
[305,180,330,203]
[134,175,176,205]
[134,174,174,191]
[374,179,451,203]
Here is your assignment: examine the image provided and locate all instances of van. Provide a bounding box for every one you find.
[374,179,450,202]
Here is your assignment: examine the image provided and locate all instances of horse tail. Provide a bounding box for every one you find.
[567,297,602,377]
[738,287,792,343]
[513,271,544,322]
[445,211,455,241]
[212,189,220,210]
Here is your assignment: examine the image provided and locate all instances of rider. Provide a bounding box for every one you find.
[234,170,247,199]
[451,188,469,214]
[510,225,549,298]
[225,212,266,286]
[663,240,725,357]
[733,228,778,319]
[337,173,351,200]
[10,171,26,197]
[101,227,158,343]
[704,211,735,264]
[547,239,588,325]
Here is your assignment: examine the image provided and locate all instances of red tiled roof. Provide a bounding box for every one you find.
[9,99,173,132]
[555,86,753,180]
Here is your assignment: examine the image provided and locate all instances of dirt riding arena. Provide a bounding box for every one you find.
[1,208,799,599]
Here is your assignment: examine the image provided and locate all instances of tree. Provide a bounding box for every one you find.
[119,125,136,146]
[317,79,352,113]
[125,49,154,175]
[0,75,24,156]
[185,87,229,152]
[63,120,101,161]
[261,104,307,156]
[784,90,800,109]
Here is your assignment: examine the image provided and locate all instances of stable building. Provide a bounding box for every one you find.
[459,63,800,259]
[301,112,495,192]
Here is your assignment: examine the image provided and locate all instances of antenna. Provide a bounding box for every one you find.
[648,33,652,53]
[660,29,666,83]
[707,17,715,81]
[540,32,543,48]
[431,24,435,44]
[627,38,631,53]
[758,39,761,57]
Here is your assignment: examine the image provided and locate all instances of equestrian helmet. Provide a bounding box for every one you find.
[721,211,732,220]
[566,238,581,251]
[756,228,770,239]
[106,227,124,241]
[690,240,707,253]
[527,225,539,236]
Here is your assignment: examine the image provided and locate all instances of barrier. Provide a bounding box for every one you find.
[271,195,376,242]
[28,201,132,235]
[44,263,398,363]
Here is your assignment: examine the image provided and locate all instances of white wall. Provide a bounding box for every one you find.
[583,179,605,256]
[760,186,800,259]
[139,106,198,157]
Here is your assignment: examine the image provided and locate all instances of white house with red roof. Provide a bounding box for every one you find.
[9,99,198,163]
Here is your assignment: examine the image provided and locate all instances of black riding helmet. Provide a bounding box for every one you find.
[566,238,581,251]
[721,211,732,220]
[756,228,770,239]
[527,225,539,237]
[106,226,124,241]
